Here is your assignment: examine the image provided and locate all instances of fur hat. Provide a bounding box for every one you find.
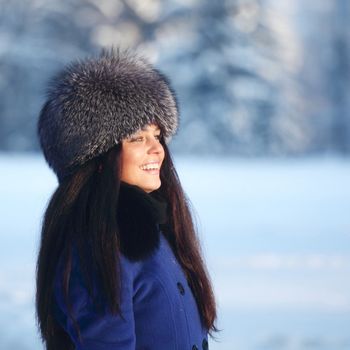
[37,48,179,181]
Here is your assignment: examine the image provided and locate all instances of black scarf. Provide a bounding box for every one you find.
[117,182,168,261]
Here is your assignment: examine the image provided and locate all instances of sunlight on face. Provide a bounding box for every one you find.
[120,124,165,193]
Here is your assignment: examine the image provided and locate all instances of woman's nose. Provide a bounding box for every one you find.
[148,137,163,154]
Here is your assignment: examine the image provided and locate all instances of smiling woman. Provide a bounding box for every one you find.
[120,124,165,193]
[35,48,217,350]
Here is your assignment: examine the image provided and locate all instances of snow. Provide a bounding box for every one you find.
[0,152,349,350]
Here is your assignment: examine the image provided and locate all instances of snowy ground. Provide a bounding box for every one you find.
[0,153,349,350]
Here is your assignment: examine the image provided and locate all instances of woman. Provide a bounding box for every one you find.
[36,48,217,350]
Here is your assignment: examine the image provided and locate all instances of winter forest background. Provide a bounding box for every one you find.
[1,0,350,156]
[0,0,349,350]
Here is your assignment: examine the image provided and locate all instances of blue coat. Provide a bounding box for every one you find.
[53,183,210,349]
[53,231,208,350]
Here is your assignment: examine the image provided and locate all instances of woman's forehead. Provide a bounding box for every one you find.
[140,124,160,132]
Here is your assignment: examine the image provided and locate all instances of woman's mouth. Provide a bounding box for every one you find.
[139,162,160,174]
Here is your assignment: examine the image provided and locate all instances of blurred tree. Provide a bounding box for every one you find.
[160,0,281,156]
[293,0,350,155]
[329,0,350,154]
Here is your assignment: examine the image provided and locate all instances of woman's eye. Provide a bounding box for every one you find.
[130,136,144,142]
[128,134,161,142]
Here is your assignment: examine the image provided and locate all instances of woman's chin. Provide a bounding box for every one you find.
[140,179,161,193]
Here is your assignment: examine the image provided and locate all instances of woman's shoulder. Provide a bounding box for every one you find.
[54,230,176,294]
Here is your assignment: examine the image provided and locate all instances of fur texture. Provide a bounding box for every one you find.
[117,182,168,261]
[37,48,179,180]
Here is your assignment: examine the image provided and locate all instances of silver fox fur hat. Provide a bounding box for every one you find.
[37,48,179,181]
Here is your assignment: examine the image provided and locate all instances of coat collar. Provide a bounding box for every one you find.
[117,182,168,261]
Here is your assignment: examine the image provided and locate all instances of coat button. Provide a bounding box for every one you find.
[192,345,198,350]
[202,338,208,350]
[177,282,185,295]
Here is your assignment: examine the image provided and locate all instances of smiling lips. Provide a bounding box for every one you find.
[139,161,161,173]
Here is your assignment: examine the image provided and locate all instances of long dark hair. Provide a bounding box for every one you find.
[36,140,217,349]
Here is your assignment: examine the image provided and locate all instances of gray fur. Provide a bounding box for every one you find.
[37,48,179,181]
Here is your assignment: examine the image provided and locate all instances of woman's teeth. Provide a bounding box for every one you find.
[140,163,159,170]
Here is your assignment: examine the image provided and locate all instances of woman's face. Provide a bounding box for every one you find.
[120,124,165,193]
